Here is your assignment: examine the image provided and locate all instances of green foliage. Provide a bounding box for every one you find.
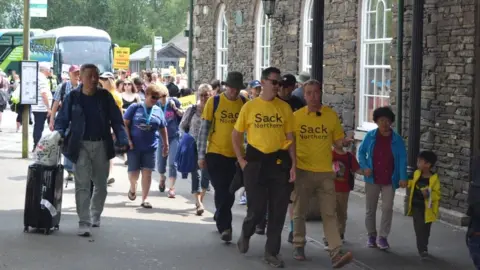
[0,0,188,52]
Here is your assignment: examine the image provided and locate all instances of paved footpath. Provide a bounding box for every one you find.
[0,109,475,270]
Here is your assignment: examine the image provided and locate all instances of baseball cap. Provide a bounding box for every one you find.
[100,72,115,79]
[249,80,261,88]
[281,74,297,87]
[69,65,80,73]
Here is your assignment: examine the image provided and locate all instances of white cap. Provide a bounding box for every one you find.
[38,61,52,70]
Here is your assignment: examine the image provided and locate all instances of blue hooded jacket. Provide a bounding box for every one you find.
[175,132,197,178]
[357,128,408,190]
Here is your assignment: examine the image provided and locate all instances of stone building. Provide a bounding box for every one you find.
[192,0,477,225]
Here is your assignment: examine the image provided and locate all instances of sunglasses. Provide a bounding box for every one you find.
[200,94,209,97]
[124,83,132,85]
[151,95,167,100]
[265,79,279,85]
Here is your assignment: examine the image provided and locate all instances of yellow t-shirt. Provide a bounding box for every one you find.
[108,89,123,113]
[202,93,246,157]
[234,97,294,154]
[294,106,344,172]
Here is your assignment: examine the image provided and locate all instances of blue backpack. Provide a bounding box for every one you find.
[175,132,197,178]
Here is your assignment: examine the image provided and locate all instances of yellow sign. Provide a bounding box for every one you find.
[114,47,130,69]
[179,58,186,68]
[169,66,177,77]
[178,94,196,108]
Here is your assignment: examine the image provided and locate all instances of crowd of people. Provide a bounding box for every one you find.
[3,63,479,269]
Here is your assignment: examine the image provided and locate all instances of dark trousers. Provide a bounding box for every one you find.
[206,153,236,233]
[242,161,293,256]
[467,234,480,269]
[412,206,432,253]
[32,111,47,149]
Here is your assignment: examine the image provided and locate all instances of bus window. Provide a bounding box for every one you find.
[58,38,112,73]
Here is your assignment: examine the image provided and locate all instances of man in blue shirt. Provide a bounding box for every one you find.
[55,64,128,237]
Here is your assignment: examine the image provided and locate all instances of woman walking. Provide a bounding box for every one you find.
[156,85,183,198]
[121,79,141,112]
[358,106,408,250]
[124,84,169,208]
[179,84,212,215]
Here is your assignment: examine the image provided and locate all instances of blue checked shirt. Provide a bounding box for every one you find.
[53,81,76,102]
[197,120,212,160]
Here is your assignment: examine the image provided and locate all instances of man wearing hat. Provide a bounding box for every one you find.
[292,71,311,104]
[279,74,306,112]
[248,80,262,99]
[31,62,53,151]
[197,71,247,243]
[50,65,81,181]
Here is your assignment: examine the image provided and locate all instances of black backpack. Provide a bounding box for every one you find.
[467,156,480,218]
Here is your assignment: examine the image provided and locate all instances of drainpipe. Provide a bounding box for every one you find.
[311,0,324,81]
[187,0,194,89]
[396,0,404,134]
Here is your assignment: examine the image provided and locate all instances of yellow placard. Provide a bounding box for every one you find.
[178,94,196,108]
[114,47,130,69]
[179,58,186,68]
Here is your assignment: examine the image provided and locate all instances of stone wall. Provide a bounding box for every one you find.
[391,0,475,214]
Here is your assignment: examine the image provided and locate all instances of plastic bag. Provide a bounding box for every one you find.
[34,131,62,166]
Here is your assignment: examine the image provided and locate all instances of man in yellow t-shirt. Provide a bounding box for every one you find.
[232,67,295,268]
[291,79,353,267]
[197,71,247,243]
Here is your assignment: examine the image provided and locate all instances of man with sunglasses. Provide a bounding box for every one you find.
[197,71,247,243]
[232,67,295,268]
[291,79,353,267]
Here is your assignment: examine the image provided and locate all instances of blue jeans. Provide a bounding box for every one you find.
[156,136,179,179]
[64,156,74,172]
[191,168,210,194]
[467,234,480,269]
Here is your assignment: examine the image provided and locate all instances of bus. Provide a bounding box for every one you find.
[30,26,115,78]
[0,28,45,74]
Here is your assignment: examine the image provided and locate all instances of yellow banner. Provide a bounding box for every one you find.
[179,58,186,68]
[114,47,130,69]
[178,94,196,108]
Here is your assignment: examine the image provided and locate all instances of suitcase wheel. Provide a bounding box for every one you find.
[44,228,51,235]
[54,225,59,230]
[23,226,29,233]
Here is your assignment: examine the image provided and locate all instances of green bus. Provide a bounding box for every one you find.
[0,28,45,75]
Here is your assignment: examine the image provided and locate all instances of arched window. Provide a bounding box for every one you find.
[359,0,393,130]
[216,5,228,80]
[301,0,313,73]
[255,2,271,80]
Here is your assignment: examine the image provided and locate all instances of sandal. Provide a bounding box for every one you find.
[159,177,166,193]
[141,202,152,209]
[167,188,176,198]
[128,190,136,201]
[196,203,204,216]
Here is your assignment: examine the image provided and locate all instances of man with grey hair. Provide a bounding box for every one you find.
[31,62,52,151]
[55,64,128,237]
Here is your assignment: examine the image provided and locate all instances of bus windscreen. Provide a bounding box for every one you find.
[58,37,112,74]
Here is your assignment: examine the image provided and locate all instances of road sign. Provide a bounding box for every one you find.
[113,47,130,70]
[30,0,48,17]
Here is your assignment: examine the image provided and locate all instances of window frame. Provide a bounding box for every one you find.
[358,0,393,131]
[255,3,271,80]
[216,4,228,81]
[301,0,313,73]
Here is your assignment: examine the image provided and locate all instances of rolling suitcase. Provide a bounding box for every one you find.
[23,163,64,235]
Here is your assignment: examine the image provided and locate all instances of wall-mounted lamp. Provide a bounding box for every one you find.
[262,0,285,25]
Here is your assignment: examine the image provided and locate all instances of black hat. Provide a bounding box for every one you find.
[221,71,244,90]
[281,74,297,87]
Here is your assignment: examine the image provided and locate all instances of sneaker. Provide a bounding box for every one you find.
[323,237,329,250]
[377,237,390,250]
[420,251,429,258]
[237,233,250,254]
[287,231,293,243]
[255,225,265,235]
[91,217,100,228]
[239,195,247,205]
[293,247,306,261]
[221,229,232,242]
[77,224,91,237]
[167,189,176,198]
[107,178,115,185]
[331,249,353,268]
[264,253,285,268]
[367,235,377,248]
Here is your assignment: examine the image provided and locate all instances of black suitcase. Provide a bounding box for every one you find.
[24,163,64,235]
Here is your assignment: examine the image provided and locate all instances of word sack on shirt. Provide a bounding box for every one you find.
[299,124,329,140]
[254,113,283,129]
[219,110,239,124]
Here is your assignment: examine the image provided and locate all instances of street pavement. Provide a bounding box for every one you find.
[0,108,476,270]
